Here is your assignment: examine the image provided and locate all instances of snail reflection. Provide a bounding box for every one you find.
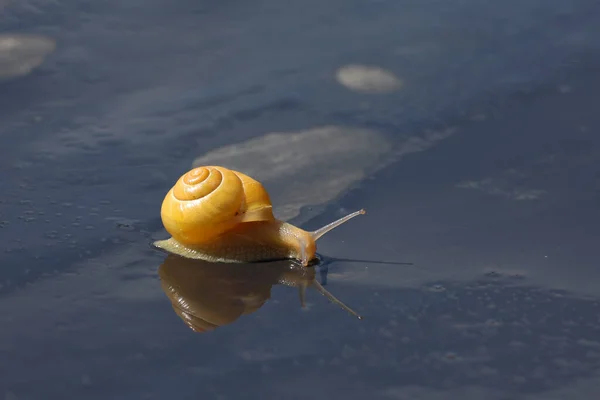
[158,254,362,333]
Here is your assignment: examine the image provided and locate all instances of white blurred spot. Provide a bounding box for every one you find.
[193,125,391,222]
[456,176,546,201]
[0,34,56,80]
[336,64,403,94]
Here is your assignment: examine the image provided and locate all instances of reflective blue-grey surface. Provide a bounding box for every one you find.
[1,0,600,399]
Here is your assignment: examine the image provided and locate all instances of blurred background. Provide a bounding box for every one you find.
[1,0,600,399]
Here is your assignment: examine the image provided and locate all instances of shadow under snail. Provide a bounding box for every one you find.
[153,165,366,267]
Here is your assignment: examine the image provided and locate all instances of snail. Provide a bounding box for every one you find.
[159,254,362,333]
[153,166,366,266]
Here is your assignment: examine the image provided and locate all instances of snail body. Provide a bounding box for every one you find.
[153,166,365,266]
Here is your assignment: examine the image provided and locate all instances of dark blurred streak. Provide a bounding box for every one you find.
[318,254,414,267]
[315,254,415,286]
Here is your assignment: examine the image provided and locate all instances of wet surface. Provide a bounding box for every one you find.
[2,0,600,399]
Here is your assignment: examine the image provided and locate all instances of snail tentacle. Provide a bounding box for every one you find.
[310,209,366,241]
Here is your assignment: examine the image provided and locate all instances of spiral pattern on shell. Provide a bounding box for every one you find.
[160,166,274,245]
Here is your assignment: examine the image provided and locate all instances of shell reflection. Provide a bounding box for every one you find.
[158,255,362,333]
